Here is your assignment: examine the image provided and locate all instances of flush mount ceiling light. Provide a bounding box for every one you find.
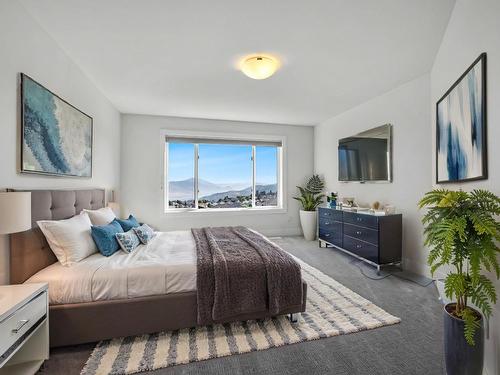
[240,54,280,80]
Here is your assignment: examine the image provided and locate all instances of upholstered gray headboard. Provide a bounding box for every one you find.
[9,189,105,284]
[21,189,105,228]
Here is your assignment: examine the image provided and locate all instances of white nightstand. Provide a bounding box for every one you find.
[0,283,49,375]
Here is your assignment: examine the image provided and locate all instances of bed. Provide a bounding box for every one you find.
[9,189,307,347]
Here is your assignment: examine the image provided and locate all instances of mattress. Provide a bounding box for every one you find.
[25,230,197,305]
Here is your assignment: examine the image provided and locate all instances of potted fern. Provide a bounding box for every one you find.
[419,189,500,375]
[293,175,325,240]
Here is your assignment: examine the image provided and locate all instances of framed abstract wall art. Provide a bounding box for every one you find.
[20,73,93,177]
[436,53,487,183]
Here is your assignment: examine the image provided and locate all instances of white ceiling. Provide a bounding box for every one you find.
[20,0,455,126]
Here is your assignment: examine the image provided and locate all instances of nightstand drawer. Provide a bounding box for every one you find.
[0,291,47,356]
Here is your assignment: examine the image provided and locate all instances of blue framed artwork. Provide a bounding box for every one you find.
[436,53,487,183]
[21,74,93,178]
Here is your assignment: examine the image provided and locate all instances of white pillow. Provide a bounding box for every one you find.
[37,212,97,267]
[83,207,116,226]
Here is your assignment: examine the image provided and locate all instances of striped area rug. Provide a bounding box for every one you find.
[81,256,400,375]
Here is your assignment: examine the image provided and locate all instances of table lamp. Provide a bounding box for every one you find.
[0,192,32,235]
[107,190,120,216]
[0,192,31,296]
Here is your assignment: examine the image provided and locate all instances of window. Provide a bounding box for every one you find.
[167,143,195,208]
[165,135,283,211]
[255,145,278,206]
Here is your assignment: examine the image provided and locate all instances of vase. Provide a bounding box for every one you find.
[299,210,317,241]
[444,303,484,375]
[328,200,336,208]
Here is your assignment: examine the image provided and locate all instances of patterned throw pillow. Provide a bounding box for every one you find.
[115,229,141,253]
[133,224,156,244]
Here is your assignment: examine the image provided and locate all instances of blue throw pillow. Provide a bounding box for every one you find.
[133,224,156,244]
[116,229,141,253]
[91,220,124,257]
[116,215,140,232]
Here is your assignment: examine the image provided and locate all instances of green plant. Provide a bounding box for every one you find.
[419,189,500,345]
[326,192,338,203]
[293,175,325,211]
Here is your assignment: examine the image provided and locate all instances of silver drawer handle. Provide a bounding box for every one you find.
[324,222,330,225]
[356,244,362,249]
[356,218,362,221]
[12,319,30,333]
[325,234,330,237]
[356,231,362,235]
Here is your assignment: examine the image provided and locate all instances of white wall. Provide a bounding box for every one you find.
[120,114,314,236]
[314,74,432,276]
[0,1,121,284]
[431,1,500,373]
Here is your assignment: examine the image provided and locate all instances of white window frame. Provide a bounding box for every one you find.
[161,130,287,215]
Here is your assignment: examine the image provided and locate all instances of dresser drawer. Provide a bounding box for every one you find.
[319,228,342,248]
[343,235,379,263]
[343,211,378,229]
[319,217,342,232]
[0,291,47,355]
[343,223,378,245]
[318,208,342,221]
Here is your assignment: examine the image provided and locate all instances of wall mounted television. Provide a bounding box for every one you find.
[338,124,392,183]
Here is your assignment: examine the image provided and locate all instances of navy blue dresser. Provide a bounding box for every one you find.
[318,207,402,270]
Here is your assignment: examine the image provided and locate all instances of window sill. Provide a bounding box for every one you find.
[164,207,287,217]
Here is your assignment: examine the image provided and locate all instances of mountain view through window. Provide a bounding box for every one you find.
[167,140,279,210]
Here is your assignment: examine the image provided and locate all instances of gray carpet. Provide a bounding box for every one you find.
[38,236,444,375]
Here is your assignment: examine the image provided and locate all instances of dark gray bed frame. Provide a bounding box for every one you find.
[9,189,307,347]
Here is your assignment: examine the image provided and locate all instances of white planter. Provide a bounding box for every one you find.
[299,210,317,241]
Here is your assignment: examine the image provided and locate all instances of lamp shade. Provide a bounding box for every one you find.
[107,202,120,216]
[0,192,31,234]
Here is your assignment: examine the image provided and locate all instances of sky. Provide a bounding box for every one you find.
[168,142,278,186]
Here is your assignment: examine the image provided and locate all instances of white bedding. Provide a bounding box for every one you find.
[25,231,197,305]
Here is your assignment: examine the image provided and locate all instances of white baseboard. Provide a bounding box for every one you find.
[401,257,433,278]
